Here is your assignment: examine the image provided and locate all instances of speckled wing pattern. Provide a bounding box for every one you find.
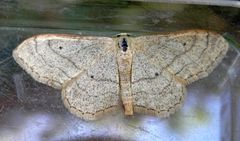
[62,50,120,120]
[131,52,186,117]
[13,30,229,120]
[134,30,229,84]
[131,30,228,117]
[13,34,114,89]
[13,34,118,120]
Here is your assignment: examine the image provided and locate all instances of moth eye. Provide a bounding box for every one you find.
[116,34,120,37]
[155,72,159,76]
[59,46,63,50]
[183,42,186,46]
[90,75,94,78]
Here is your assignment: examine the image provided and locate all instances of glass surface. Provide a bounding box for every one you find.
[0,1,239,141]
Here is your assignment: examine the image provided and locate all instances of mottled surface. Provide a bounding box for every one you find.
[13,30,228,120]
[133,30,229,84]
[62,48,120,120]
[131,30,229,117]
[13,35,114,89]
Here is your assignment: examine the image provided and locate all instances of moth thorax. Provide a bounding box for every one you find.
[119,38,128,52]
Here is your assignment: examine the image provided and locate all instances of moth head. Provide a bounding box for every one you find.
[115,33,131,37]
[115,33,131,52]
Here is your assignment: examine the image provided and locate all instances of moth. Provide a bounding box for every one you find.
[13,30,229,120]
